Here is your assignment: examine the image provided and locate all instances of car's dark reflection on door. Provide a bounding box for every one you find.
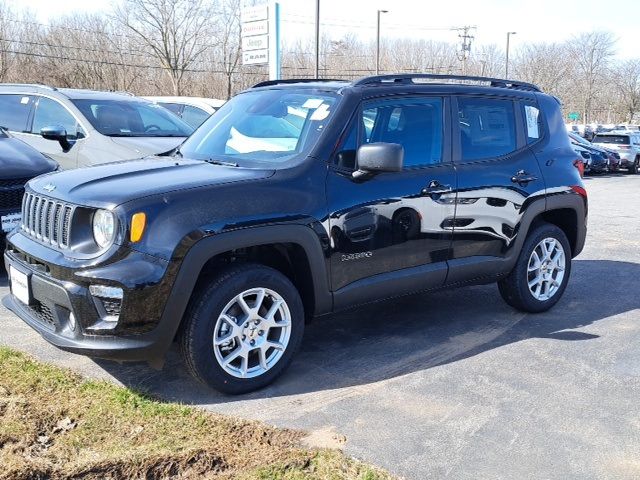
[326,96,456,303]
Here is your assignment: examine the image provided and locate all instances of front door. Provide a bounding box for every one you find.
[19,96,84,170]
[326,96,457,308]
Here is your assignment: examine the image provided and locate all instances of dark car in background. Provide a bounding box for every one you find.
[568,132,620,172]
[0,128,57,251]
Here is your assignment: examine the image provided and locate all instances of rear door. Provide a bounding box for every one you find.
[447,95,544,283]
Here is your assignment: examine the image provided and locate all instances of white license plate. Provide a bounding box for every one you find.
[1,212,21,233]
[10,266,30,305]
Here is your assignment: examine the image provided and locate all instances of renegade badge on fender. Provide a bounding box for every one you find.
[3,74,587,394]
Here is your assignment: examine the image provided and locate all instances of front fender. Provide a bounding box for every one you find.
[159,224,333,340]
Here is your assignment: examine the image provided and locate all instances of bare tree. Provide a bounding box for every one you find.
[0,0,16,82]
[214,0,241,100]
[569,31,616,124]
[114,0,215,95]
[612,59,640,123]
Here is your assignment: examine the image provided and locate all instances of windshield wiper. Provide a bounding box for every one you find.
[205,159,239,167]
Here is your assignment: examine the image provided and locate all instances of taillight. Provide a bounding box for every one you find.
[573,158,585,177]
[571,185,587,198]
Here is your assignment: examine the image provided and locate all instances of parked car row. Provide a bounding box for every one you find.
[568,129,640,175]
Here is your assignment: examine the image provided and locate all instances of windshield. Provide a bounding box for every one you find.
[592,135,630,145]
[72,99,193,137]
[178,89,339,166]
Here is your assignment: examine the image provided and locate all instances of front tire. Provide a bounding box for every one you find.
[178,263,304,394]
[627,158,639,174]
[498,223,572,313]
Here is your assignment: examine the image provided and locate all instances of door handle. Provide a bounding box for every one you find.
[511,170,538,185]
[421,180,452,196]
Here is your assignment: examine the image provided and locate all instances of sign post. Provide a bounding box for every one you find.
[241,2,281,81]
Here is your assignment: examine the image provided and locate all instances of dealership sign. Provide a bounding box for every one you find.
[241,2,280,78]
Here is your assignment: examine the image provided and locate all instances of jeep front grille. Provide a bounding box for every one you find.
[21,193,74,248]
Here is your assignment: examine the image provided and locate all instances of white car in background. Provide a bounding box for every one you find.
[144,96,225,129]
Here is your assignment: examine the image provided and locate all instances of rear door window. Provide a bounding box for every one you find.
[457,97,517,161]
[0,94,33,132]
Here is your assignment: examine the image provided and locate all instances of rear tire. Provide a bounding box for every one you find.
[498,223,572,313]
[178,263,304,394]
[627,158,639,174]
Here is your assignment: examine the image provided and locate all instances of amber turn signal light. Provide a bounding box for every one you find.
[130,212,146,243]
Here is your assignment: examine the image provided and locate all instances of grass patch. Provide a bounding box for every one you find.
[0,347,393,480]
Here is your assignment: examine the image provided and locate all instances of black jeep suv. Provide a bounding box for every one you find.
[1,128,57,251]
[3,75,587,394]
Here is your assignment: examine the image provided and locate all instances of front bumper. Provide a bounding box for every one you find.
[3,237,179,362]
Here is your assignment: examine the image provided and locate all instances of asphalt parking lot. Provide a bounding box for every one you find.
[1,174,640,479]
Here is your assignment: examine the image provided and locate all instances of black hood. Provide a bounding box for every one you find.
[27,156,275,209]
[0,134,58,178]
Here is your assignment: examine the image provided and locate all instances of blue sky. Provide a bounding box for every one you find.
[11,0,640,58]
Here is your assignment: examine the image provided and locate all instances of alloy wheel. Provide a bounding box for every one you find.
[527,237,566,301]
[213,288,292,378]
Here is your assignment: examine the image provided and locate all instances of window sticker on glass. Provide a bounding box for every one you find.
[525,105,540,139]
[310,104,330,121]
[20,96,29,104]
[302,98,324,109]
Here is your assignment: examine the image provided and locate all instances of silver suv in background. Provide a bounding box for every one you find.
[0,84,194,170]
[592,132,640,174]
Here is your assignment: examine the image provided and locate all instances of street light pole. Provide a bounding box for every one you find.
[315,0,320,78]
[505,31,517,79]
[376,9,388,75]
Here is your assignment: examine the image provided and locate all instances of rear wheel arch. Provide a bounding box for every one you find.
[534,208,578,257]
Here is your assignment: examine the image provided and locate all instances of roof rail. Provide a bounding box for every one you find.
[252,78,347,88]
[0,82,58,91]
[353,74,541,92]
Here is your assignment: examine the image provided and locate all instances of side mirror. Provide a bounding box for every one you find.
[353,142,404,179]
[41,125,75,153]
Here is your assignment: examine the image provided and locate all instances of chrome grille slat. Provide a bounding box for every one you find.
[28,194,36,234]
[20,193,74,249]
[34,197,43,238]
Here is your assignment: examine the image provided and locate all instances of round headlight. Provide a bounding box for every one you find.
[93,209,115,249]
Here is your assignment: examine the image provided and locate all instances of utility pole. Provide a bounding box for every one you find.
[376,9,388,75]
[505,31,517,78]
[315,0,320,78]
[455,26,475,75]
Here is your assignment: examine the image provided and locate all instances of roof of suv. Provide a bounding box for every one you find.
[252,74,541,93]
[0,83,144,102]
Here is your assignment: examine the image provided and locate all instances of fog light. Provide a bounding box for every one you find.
[68,313,77,331]
[89,285,123,299]
[89,285,123,324]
